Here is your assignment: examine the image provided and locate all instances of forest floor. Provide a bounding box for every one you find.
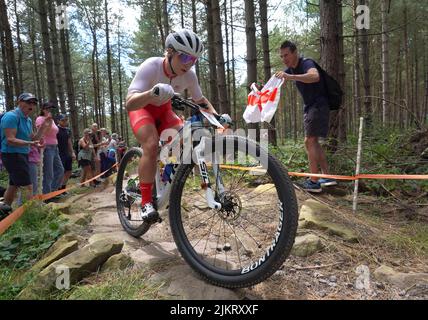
[47,179,428,300]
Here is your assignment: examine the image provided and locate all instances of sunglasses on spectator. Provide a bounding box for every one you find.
[27,100,37,105]
[177,52,198,65]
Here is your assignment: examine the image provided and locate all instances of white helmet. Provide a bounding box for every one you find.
[165,29,204,58]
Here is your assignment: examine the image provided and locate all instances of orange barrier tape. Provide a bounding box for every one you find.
[0,163,118,236]
[217,166,428,180]
[288,172,428,180]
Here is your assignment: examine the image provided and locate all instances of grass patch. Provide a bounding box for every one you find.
[383,222,428,256]
[56,268,168,300]
[0,201,67,299]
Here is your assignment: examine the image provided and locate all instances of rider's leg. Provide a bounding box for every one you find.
[136,123,159,206]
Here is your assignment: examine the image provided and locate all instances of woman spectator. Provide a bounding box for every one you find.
[35,101,64,195]
[78,128,98,187]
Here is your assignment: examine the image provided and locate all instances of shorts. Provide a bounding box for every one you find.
[304,104,330,138]
[1,152,31,186]
[78,159,92,168]
[60,153,73,171]
[128,101,183,138]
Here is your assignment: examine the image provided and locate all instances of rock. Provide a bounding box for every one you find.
[291,234,324,257]
[130,242,179,266]
[31,240,79,272]
[329,275,337,283]
[153,264,241,300]
[355,265,373,294]
[253,183,276,194]
[46,202,71,215]
[44,233,80,257]
[373,265,428,290]
[299,199,359,243]
[101,253,134,272]
[88,231,142,246]
[17,239,123,299]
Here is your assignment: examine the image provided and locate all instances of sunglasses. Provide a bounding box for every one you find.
[177,52,198,65]
[26,100,37,105]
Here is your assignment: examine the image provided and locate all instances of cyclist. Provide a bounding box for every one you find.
[126,29,218,223]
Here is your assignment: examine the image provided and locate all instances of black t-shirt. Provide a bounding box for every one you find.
[286,57,329,111]
[57,126,71,155]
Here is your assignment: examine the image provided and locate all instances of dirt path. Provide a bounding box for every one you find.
[69,183,427,300]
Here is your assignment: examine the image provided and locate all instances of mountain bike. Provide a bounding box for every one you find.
[116,95,298,288]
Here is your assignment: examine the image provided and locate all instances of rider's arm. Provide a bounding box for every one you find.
[126,90,158,112]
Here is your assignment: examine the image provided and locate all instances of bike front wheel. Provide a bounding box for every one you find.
[169,136,298,288]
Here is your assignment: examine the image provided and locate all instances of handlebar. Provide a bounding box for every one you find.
[171,94,222,121]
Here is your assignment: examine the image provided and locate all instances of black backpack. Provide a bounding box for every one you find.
[304,58,344,110]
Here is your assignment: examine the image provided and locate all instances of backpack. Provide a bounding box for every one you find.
[304,58,344,110]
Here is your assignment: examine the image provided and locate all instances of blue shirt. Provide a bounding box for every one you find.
[286,57,329,112]
[1,107,33,154]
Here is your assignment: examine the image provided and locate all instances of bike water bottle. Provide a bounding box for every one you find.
[162,163,174,183]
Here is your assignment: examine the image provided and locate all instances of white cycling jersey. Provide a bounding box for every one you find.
[127,57,203,106]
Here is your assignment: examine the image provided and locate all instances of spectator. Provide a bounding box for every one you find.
[98,128,109,176]
[90,123,102,178]
[56,114,76,193]
[78,128,98,187]
[36,101,64,195]
[17,145,41,205]
[0,93,48,212]
[275,40,337,193]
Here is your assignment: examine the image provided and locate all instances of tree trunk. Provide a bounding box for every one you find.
[13,0,23,92]
[0,27,14,109]
[259,0,276,145]
[191,0,200,79]
[155,0,165,45]
[57,0,78,140]
[205,0,219,109]
[223,0,231,112]
[105,0,116,133]
[320,0,344,150]
[359,0,371,127]
[29,12,42,109]
[381,0,390,125]
[117,21,125,140]
[404,4,410,127]
[162,0,169,36]
[352,0,361,124]
[48,0,66,113]
[244,0,259,140]
[0,0,20,101]
[212,0,229,114]
[230,0,237,124]
[38,0,57,104]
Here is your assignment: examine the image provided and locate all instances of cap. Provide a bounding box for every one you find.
[56,114,68,121]
[42,101,57,109]
[18,92,38,102]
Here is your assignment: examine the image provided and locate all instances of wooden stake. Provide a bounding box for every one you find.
[353,117,364,213]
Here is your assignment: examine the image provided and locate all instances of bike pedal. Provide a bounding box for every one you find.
[157,217,163,223]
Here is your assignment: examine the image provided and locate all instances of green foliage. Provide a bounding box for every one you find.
[0,201,66,299]
[55,269,167,300]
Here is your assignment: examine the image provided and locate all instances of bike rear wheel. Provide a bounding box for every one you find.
[169,136,298,288]
[116,147,151,237]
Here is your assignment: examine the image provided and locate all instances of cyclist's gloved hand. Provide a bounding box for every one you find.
[151,83,175,104]
[219,114,233,127]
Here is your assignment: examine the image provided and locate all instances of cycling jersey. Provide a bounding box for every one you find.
[127,57,203,136]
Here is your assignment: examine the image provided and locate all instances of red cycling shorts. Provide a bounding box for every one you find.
[128,101,183,138]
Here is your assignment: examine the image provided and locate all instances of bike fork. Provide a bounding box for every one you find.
[194,137,222,210]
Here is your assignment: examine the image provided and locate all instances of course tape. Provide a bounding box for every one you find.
[287,172,428,180]
[0,163,118,236]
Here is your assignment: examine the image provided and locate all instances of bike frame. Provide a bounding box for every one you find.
[152,115,223,212]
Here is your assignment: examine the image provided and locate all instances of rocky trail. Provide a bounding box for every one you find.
[17,179,428,300]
